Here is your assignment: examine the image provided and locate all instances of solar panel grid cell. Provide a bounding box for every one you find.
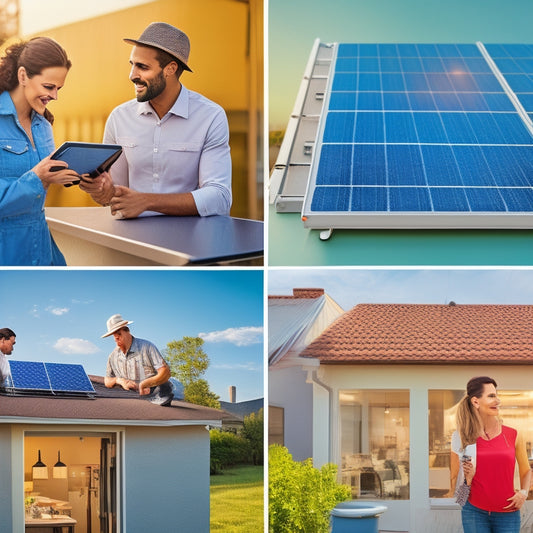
[305,41,533,224]
[488,44,533,122]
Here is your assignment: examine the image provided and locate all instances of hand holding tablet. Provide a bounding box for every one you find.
[50,142,122,187]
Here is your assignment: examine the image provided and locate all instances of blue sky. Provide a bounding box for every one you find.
[0,269,264,402]
[269,0,533,128]
[268,268,533,311]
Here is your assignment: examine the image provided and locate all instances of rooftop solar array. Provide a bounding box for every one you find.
[296,42,533,236]
[5,360,95,396]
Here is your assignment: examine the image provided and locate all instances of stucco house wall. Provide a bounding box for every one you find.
[124,425,210,532]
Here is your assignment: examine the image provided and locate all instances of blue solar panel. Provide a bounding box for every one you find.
[6,361,95,395]
[9,361,50,391]
[46,363,94,393]
[302,42,533,230]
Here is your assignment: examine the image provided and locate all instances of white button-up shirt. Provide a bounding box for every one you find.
[0,353,11,386]
[103,85,232,216]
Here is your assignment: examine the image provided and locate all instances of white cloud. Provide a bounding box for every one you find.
[212,362,262,371]
[198,326,263,347]
[54,338,100,355]
[47,306,70,316]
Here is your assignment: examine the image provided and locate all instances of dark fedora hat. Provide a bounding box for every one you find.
[124,22,192,72]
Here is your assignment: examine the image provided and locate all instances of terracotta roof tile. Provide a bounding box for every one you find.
[300,304,533,364]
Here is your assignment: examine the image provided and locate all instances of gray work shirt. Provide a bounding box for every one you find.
[106,337,168,382]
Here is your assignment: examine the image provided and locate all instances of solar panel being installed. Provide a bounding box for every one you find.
[6,360,95,396]
[9,360,50,391]
[46,362,95,393]
[299,42,533,238]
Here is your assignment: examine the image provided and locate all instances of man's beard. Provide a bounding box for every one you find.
[135,70,166,102]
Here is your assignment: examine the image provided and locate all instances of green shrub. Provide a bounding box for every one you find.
[210,429,250,473]
[269,444,351,533]
[240,409,264,465]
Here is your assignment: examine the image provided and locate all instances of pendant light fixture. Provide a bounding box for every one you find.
[53,451,67,479]
[32,450,48,479]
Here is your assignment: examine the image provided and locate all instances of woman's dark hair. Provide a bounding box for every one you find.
[0,36,71,124]
[466,376,497,399]
[456,376,498,446]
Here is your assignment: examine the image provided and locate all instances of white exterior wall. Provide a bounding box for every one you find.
[312,378,330,467]
[314,364,533,533]
[124,425,210,532]
[0,425,18,532]
[269,365,314,461]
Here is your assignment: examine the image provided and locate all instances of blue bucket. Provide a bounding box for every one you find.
[330,501,387,533]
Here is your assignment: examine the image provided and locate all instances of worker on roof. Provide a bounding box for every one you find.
[101,314,173,406]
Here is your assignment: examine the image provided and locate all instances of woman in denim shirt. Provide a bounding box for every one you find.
[0,37,79,265]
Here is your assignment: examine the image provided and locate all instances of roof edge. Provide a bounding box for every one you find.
[0,417,222,427]
[317,360,533,365]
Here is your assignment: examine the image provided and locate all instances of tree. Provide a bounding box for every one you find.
[240,409,263,465]
[164,336,220,408]
[185,379,220,409]
[164,336,209,386]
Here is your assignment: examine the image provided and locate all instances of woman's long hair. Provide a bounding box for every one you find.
[0,36,71,124]
[456,376,497,446]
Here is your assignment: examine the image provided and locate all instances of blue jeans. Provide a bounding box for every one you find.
[462,501,520,532]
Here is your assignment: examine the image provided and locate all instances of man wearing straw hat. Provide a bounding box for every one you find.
[102,314,173,405]
[80,22,232,219]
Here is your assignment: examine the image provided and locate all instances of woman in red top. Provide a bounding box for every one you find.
[452,376,531,532]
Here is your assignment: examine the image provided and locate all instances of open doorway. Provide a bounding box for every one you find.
[24,432,118,533]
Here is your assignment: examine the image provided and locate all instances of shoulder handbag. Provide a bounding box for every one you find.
[455,477,470,506]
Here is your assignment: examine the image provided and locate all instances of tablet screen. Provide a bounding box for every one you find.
[51,142,122,175]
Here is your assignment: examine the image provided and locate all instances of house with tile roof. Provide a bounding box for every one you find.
[269,300,533,533]
[0,374,232,533]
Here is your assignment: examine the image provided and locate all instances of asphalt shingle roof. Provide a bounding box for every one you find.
[300,304,533,364]
[0,375,231,424]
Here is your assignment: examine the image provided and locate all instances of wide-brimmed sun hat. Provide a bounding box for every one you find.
[102,314,133,338]
[124,22,193,72]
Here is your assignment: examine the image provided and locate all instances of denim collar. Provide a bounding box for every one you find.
[0,90,49,126]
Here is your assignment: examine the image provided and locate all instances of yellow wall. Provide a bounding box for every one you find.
[18,0,263,219]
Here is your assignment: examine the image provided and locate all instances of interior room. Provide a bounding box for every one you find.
[24,433,117,533]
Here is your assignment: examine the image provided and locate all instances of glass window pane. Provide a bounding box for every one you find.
[269,406,284,446]
[340,390,410,500]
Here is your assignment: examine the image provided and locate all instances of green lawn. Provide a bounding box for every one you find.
[210,465,264,532]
